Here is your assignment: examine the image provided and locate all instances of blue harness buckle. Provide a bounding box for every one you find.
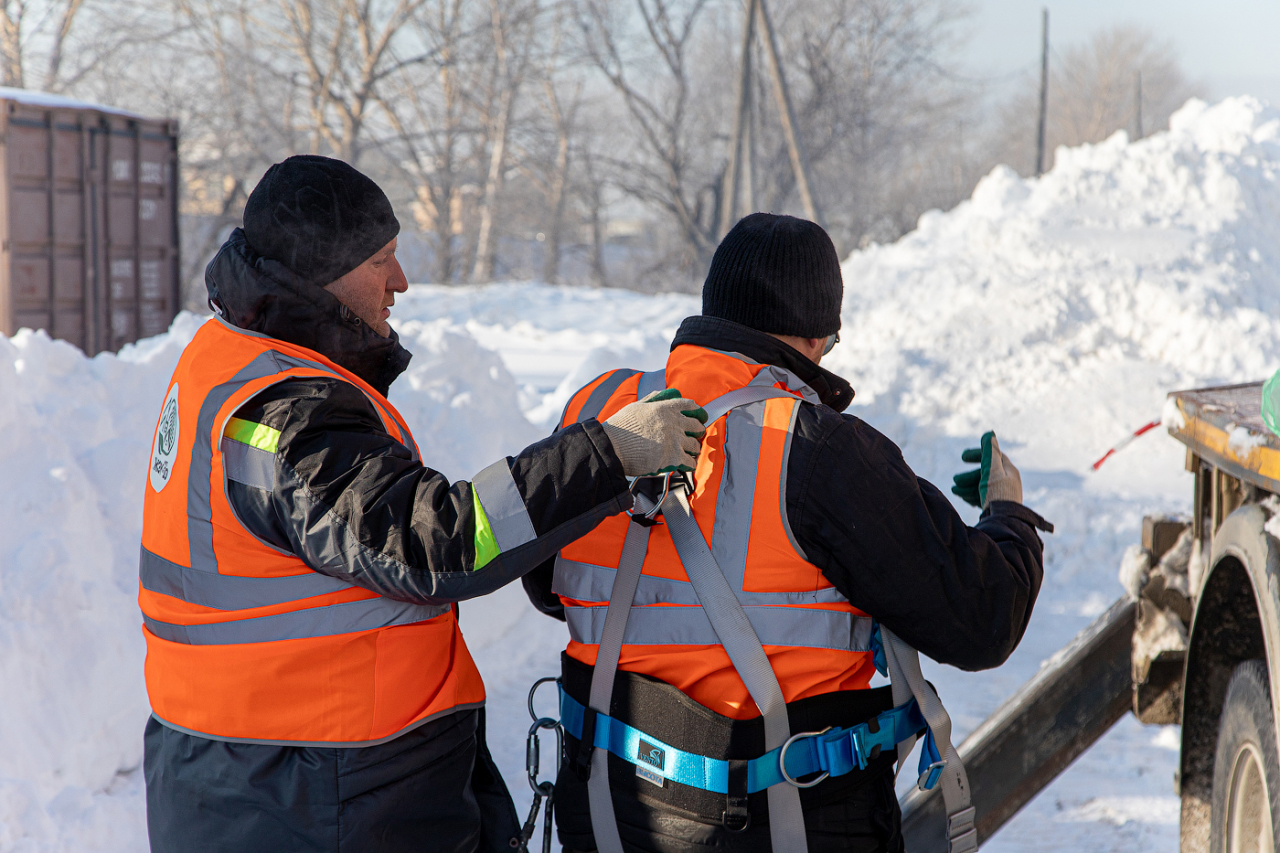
[778,727,834,788]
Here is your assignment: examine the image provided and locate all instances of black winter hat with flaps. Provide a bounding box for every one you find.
[702,213,843,338]
[243,155,400,288]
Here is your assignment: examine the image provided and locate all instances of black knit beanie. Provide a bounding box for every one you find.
[243,155,400,287]
[702,213,843,337]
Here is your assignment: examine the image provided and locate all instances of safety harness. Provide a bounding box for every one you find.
[564,382,979,853]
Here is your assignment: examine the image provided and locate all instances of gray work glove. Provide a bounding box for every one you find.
[601,388,708,477]
[950,431,1023,507]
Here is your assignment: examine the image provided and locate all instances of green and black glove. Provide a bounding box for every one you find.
[601,388,709,477]
[951,430,1023,508]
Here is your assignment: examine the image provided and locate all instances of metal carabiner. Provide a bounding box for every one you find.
[627,472,671,521]
[519,677,564,853]
[520,717,562,853]
[527,716,562,797]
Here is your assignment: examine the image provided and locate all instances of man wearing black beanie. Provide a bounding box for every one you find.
[139,155,709,853]
[523,213,1052,853]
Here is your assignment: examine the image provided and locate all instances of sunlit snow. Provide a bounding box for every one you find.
[4,95,1280,850]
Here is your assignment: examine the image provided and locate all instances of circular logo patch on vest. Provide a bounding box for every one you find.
[150,383,180,493]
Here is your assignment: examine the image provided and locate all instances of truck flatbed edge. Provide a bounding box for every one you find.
[1168,381,1280,494]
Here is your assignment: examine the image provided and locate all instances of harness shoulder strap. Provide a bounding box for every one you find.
[663,487,808,852]
[570,369,641,425]
[635,368,666,401]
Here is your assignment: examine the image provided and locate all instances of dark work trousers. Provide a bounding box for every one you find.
[553,762,905,853]
[145,707,520,853]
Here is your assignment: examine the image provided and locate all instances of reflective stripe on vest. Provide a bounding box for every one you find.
[143,595,448,645]
[472,458,539,552]
[564,603,874,651]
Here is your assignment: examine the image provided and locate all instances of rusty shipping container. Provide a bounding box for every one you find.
[0,88,180,355]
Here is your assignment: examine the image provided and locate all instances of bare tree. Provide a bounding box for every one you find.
[0,0,148,93]
[575,0,722,281]
[470,0,538,282]
[503,2,582,285]
[37,0,989,296]
[268,0,432,165]
[995,25,1200,175]
[747,0,971,247]
[377,0,485,283]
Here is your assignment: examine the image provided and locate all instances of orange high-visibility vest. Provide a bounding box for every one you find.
[139,317,485,745]
[553,345,876,720]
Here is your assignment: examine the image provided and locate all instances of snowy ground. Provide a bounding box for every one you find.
[4,95,1280,850]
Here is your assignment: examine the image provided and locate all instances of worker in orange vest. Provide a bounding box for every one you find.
[139,155,707,853]
[522,213,1053,853]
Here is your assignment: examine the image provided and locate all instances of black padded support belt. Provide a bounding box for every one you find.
[559,653,899,826]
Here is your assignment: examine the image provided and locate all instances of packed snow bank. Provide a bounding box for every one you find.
[3,95,1280,851]
[837,96,1280,491]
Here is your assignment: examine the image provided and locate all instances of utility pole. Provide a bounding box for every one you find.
[1134,70,1144,140]
[719,0,759,239]
[1035,7,1049,176]
[756,0,823,226]
[743,73,756,214]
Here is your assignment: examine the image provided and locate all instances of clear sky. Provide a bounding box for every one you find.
[958,0,1280,104]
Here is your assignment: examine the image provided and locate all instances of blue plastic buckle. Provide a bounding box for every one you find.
[916,729,945,791]
[918,759,946,791]
[854,715,897,770]
[870,623,888,677]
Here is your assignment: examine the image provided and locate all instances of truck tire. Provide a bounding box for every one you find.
[1211,660,1280,853]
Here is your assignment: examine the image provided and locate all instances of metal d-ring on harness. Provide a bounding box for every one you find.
[518,677,564,853]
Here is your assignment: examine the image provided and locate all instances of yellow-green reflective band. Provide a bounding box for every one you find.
[224,417,281,453]
[473,489,500,570]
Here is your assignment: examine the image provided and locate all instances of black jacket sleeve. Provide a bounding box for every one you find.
[225,378,633,605]
[788,408,1047,671]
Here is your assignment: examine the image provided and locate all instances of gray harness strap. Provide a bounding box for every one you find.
[882,628,978,853]
[585,518,653,853]
[582,386,805,852]
[700,385,795,423]
[663,487,809,852]
[635,368,666,401]
[576,369,641,423]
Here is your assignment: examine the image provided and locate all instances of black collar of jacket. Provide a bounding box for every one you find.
[671,316,855,412]
[205,228,412,396]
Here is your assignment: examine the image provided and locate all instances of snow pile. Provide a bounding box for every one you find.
[835,96,1280,492]
[3,95,1280,851]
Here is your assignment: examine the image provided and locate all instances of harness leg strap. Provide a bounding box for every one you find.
[584,519,652,853]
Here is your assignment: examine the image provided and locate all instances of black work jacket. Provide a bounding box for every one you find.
[144,230,633,853]
[524,315,1049,672]
[209,227,632,602]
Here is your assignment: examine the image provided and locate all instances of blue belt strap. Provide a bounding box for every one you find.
[559,687,931,794]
